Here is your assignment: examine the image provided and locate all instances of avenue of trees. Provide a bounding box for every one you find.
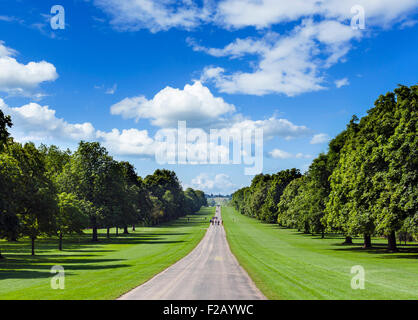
[0,111,206,257]
[232,85,417,252]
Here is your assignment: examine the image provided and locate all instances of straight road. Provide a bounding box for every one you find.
[118,206,265,300]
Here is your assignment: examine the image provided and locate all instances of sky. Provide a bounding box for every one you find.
[0,0,417,195]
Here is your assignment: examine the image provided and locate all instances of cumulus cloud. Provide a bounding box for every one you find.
[0,99,95,142]
[96,128,155,156]
[201,19,360,96]
[0,41,58,95]
[92,0,418,31]
[269,148,312,159]
[310,133,330,144]
[90,1,418,97]
[215,0,418,29]
[110,81,235,127]
[230,116,310,140]
[111,81,309,139]
[189,173,235,193]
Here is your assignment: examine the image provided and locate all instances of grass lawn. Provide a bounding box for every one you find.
[222,207,418,300]
[0,207,213,300]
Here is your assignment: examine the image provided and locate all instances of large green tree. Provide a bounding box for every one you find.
[56,192,89,250]
[7,142,57,255]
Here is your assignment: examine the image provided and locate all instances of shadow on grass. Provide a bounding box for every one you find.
[266,224,418,259]
[0,210,210,280]
[1,232,187,255]
[330,242,418,259]
[0,255,130,280]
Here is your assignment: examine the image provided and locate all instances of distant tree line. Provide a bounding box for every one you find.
[0,112,206,257]
[231,85,417,252]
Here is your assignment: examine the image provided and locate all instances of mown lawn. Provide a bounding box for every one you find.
[222,207,418,300]
[0,207,213,300]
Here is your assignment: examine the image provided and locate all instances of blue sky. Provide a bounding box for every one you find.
[1,0,417,194]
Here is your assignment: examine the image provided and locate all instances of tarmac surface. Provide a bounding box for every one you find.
[118,206,265,300]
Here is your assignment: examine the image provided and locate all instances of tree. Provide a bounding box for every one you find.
[260,169,302,223]
[0,109,12,152]
[144,169,185,222]
[7,142,57,255]
[56,192,88,250]
[372,86,418,250]
[326,86,418,251]
[58,141,112,241]
[277,177,306,230]
[0,153,21,258]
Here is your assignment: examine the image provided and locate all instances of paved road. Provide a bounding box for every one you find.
[118,206,265,300]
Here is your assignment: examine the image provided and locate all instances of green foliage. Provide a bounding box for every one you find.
[231,169,301,223]
[326,85,417,250]
[0,137,206,257]
[0,109,12,152]
[234,85,417,250]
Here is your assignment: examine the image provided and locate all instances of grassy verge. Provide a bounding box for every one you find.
[222,206,418,300]
[0,207,213,300]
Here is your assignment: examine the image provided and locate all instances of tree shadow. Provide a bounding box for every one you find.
[331,243,418,258]
[0,255,130,280]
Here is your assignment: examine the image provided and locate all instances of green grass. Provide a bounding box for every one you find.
[222,207,418,300]
[0,207,213,300]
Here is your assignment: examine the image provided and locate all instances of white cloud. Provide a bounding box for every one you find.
[310,133,330,144]
[335,78,349,88]
[188,35,272,58]
[230,116,310,140]
[269,148,312,159]
[201,20,360,96]
[92,0,418,32]
[216,0,418,29]
[93,0,211,32]
[269,149,293,159]
[189,173,235,193]
[0,41,58,95]
[1,98,158,158]
[110,81,235,127]
[0,99,95,142]
[216,0,319,29]
[96,128,155,156]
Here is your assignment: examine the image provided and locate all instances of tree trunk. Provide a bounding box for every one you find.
[343,236,353,244]
[123,226,129,234]
[91,217,98,242]
[116,227,118,236]
[31,237,35,256]
[321,228,325,239]
[59,231,63,251]
[363,234,372,248]
[388,231,398,252]
[132,224,136,232]
[107,227,110,239]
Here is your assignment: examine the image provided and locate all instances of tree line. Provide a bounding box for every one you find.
[0,111,207,257]
[231,85,417,252]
